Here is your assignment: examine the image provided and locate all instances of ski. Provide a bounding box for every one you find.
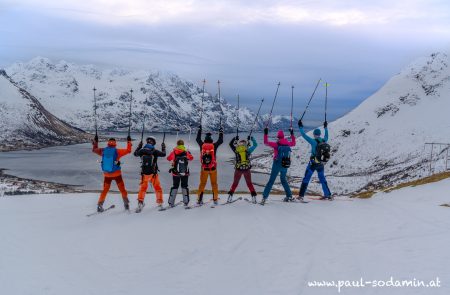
[220,197,243,206]
[273,199,310,204]
[187,199,213,209]
[159,201,183,211]
[308,197,353,201]
[86,204,115,217]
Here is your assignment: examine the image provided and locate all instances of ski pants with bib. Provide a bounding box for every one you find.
[198,169,219,202]
[262,161,292,200]
[138,174,163,204]
[98,174,128,205]
[169,175,190,205]
[299,162,331,197]
[229,169,256,194]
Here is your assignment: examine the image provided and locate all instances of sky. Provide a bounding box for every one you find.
[1,0,450,124]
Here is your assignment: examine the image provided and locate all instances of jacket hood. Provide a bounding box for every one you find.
[174,145,187,154]
[277,130,285,139]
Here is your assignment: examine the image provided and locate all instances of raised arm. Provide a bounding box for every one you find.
[229,136,237,152]
[263,133,278,149]
[117,141,132,158]
[92,141,103,156]
[196,127,203,147]
[215,128,224,148]
[247,136,258,154]
[299,127,315,145]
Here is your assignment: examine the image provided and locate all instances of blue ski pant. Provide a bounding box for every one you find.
[299,162,331,197]
[263,161,292,199]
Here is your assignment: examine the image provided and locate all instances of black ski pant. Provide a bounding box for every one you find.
[169,175,190,205]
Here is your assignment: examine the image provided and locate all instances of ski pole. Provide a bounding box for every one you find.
[325,84,328,122]
[93,87,98,137]
[140,114,146,143]
[300,78,322,121]
[200,79,206,127]
[162,104,169,144]
[217,80,224,129]
[248,98,265,139]
[236,94,240,138]
[187,123,192,150]
[290,85,294,128]
[265,82,281,128]
[127,89,134,137]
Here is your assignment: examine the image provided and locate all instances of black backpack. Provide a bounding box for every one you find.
[315,139,331,163]
[277,145,292,168]
[141,151,157,175]
[173,152,189,176]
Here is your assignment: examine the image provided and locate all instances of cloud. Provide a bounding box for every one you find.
[6,0,450,29]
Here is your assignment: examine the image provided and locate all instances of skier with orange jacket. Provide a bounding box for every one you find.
[92,135,132,212]
[196,125,224,205]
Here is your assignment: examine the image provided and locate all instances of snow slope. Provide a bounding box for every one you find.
[255,52,450,195]
[6,57,257,132]
[0,70,89,151]
[1,180,450,295]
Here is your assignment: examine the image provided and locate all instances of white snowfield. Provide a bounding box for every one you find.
[255,52,450,195]
[1,179,450,295]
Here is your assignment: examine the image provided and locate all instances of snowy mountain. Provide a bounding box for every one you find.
[0,70,89,151]
[6,57,257,133]
[255,52,450,195]
[261,114,298,130]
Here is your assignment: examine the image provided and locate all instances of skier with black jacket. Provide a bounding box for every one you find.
[133,136,166,212]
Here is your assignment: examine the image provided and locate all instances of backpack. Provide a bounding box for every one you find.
[277,145,291,168]
[173,151,189,176]
[201,143,216,169]
[101,147,120,173]
[314,139,331,163]
[235,145,251,170]
[141,149,157,175]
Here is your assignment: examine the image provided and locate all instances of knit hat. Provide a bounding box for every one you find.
[107,138,117,147]
[204,132,213,143]
[277,130,285,139]
[313,129,321,136]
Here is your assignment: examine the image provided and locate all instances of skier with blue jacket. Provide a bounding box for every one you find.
[297,119,332,200]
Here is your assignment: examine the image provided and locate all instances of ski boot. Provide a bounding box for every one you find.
[213,199,219,206]
[182,188,190,207]
[123,198,130,211]
[197,193,204,205]
[227,191,233,203]
[295,195,305,202]
[283,197,293,202]
[251,191,257,204]
[135,201,145,213]
[97,203,104,213]
[259,198,266,206]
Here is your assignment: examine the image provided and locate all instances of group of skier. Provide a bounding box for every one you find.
[91,118,331,213]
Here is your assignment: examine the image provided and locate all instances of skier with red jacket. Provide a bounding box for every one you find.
[166,139,194,207]
[92,135,132,212]
[196,125,224,205]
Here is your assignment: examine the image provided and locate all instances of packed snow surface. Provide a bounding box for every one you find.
[1,178,450,295]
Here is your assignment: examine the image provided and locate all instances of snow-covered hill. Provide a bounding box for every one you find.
[1,179,449,295]
[0,70,90,151]
[255,52,450,195]
[6,57,257,132]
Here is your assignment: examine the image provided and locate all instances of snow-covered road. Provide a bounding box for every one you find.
[1,180,450,295]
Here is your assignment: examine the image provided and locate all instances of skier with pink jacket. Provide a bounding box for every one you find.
[260,127,296,205]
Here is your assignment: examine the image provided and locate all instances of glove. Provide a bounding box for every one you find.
[138,141,143,148]
[298,119,303,128]
[219,127,224,133]
[127,135,132,141]
[324,121,328,128]
[94,134,98,142]
[198,125,202,132]
[247,136,251,141]
[235,135,239,141]
[161,142,166,150]
[289,128,294,135]
[264,128,269,135]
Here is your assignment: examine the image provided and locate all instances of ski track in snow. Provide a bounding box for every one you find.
[1,179,450,295]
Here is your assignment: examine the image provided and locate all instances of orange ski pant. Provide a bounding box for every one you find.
[98,174,128,205]
[138,174,163,204]
[198,169,219,201]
